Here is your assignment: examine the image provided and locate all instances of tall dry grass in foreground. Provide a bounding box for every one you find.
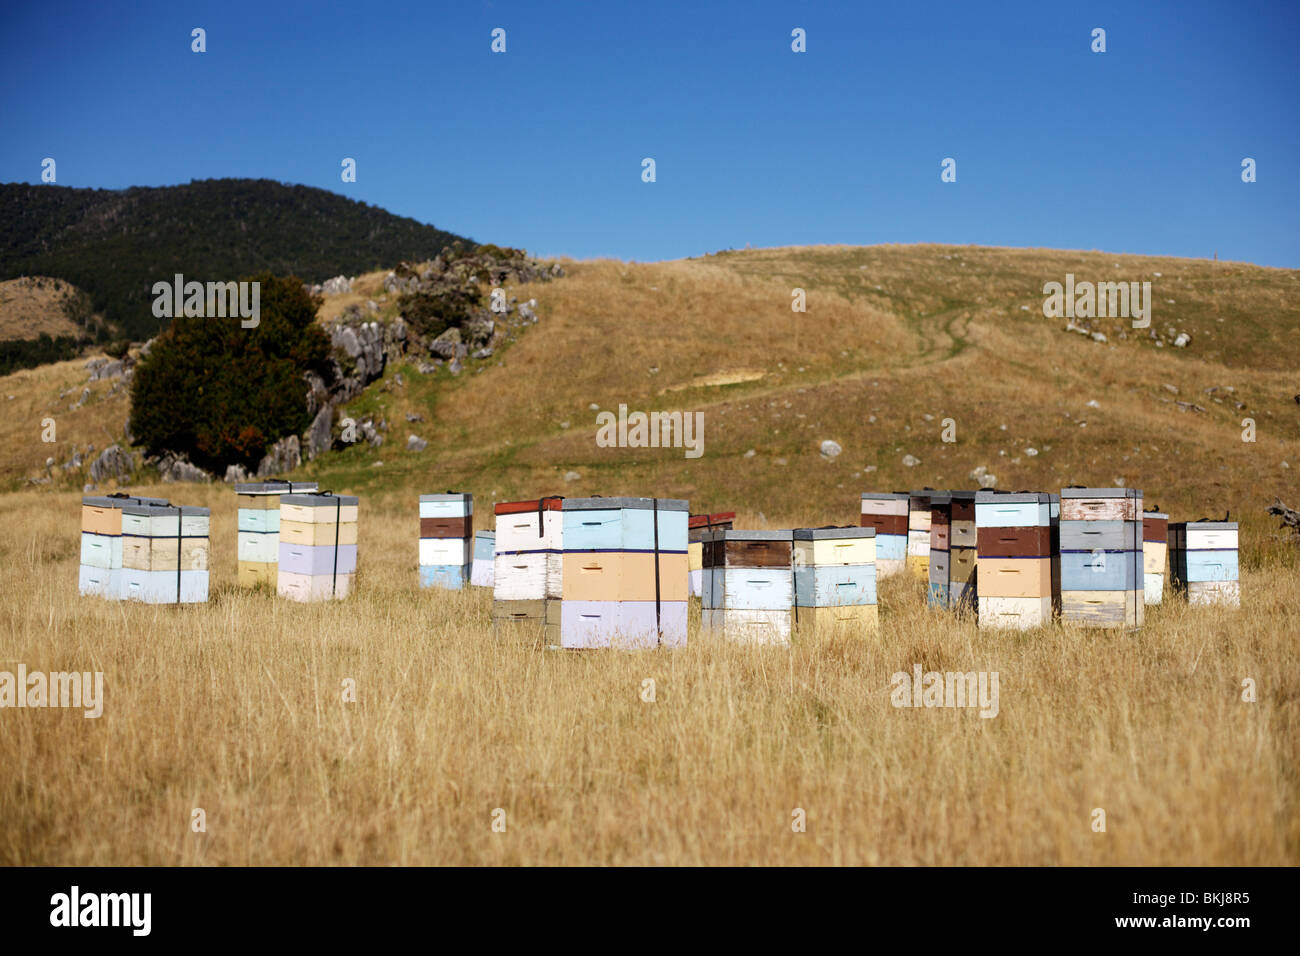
[0,489,1296,865]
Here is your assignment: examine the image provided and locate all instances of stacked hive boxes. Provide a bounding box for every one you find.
[859,492,909,578]
[491,497,564,643]
[277,493,358,601]
[1169,520,1239,607]
[793,527,877,633]
[926,492,953,608]
[948,491,978,610]
[79,494,170,598]
[975,491,1054,629]
[418,493,472,589]
[560,497,689,649]
[702,529,794,645]
[906,491,933,579]
[121,503,210,603]
[470,531,495,587]
[688,512,734,597]
[1142,510,1169,605]
[1059,488,1143,628]
[235,481,318,587]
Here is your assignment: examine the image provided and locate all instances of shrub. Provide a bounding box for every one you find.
[128,273,332,473]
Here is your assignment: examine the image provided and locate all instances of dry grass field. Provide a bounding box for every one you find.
[0,486,1296,865]
[1,243,1297,865]
[0,276,89,341]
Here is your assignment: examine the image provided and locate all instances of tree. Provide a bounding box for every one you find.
[128,273,332,473]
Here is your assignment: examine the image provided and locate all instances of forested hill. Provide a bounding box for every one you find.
[0,179,474,341]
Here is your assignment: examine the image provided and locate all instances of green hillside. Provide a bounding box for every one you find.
[0,179,474,343]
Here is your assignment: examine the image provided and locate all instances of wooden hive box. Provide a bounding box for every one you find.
[119,503,210,603]
[470,531,495,588]
[700,529,794,645]
[419,493,473,590]
[1059,487,1143,628]
[859,492,909,578]
[689,512,735,596]
[275,493,359,602]
[906,491,934,579]
[975,491,1055,629]
[234,481,318,587]
[558,497,689,649]
[491,598,561,647]
[1142,511,1168,604]
[80,494,170,598]
[1169,520,1240,607]
[793,528,877,629]
[926,492,953,607]
[493,497,564,602]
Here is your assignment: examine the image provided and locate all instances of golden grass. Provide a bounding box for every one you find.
[0,277,87,342]
[0,486,1296,866]
[2,244,1298,864]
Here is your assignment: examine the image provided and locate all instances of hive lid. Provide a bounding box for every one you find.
[420,493,472,502]
[1059,487,1142,498]
[494,496,565,515]
[860,491,910,500]
[689,511,736,527]
[561,497,689,512]
[122,503,210,517]
[794,526,876,540]
[235,481,319,494]
[474,530,496,539]
[1143,512,1169,520]
[82,494,170,508]
[975,491,1053,504]
[1171,520,1237,531]
[949,490,978,503]
[282,493,359,507]
[703,529,794,542]
[927,492,953,506]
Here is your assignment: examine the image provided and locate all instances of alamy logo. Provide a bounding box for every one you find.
[595,403,704,459]
[890,664,999,718]
[0,666,103,718]
[50,886,150,936]
[152,273,260,328]
[1042,274,1151,328]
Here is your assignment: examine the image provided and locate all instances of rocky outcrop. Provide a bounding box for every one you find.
[256,435,301,477]
[88,445,135,483]
[155,453,209,483]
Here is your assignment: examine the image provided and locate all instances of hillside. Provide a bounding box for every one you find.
[0,179,473,343]
[4,243,1298,552]
[3,242,1298,867]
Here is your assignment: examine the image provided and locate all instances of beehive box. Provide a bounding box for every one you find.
[948,492,978,609]
[79,494,171,599]
[470,531,495,587]
[1142,511,1168,605]
[793,527,878,634]
[1059,488,1143,628]
[688,512,735,596]
[859,492,909,578]
[975,491,1055,629]
[418,493,472,590]
[1169,520,1240,607]
[701,529,794,645]
[119,503,210,603]
[276,493,358,602]
[559,497,689,649]
[234,481,318,587]
[493,497,564,604]
[906,491,934,579]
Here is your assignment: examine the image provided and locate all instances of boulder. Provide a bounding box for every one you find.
[307,405,334,459]
[88,445,134,483]
[257,435,301,477]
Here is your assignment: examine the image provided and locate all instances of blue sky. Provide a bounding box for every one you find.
[2,0,1297,266]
